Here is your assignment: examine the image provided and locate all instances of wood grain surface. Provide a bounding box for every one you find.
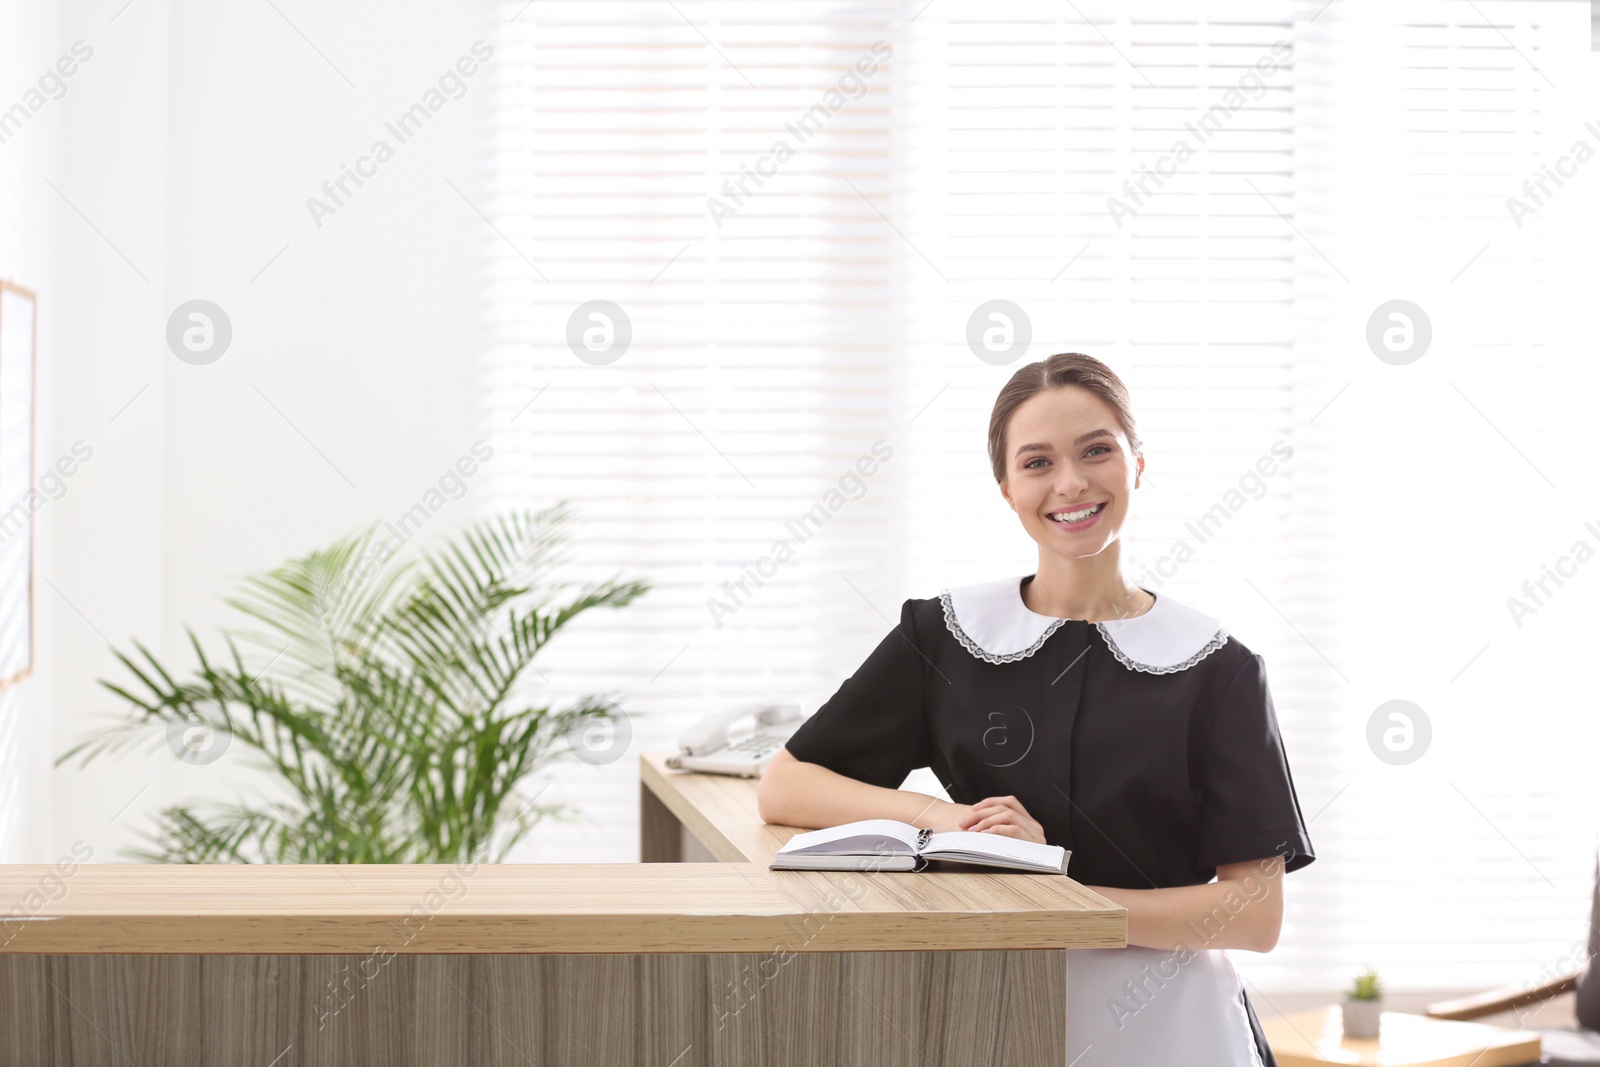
[0,753,1124,955]
[0,751,1112,1065]
[0,948,1067,1067]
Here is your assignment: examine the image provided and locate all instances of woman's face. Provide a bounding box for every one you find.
[998,385,1143,560]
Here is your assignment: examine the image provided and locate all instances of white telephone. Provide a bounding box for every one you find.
[666,701,804,777]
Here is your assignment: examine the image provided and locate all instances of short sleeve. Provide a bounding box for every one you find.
[781,598,932,790]
[1194,652,1316,874]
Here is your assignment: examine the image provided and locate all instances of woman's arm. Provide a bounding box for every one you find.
[762,763,1287,950]
[1089,856,1286,953]
[757,748,974,832]
[960,797,1287,953]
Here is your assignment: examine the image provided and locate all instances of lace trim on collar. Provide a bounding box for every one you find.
[937,576,1230,674]
[938,589,1064,664]
[1100,622,1230,675]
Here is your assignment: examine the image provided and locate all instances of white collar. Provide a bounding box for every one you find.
[937,575,1229,674]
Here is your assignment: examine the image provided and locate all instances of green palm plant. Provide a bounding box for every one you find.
[57,502,649,864]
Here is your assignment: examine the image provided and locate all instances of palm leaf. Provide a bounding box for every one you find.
[58,502,647,864]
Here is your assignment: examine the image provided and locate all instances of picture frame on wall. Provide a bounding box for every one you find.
[0,281,36,690]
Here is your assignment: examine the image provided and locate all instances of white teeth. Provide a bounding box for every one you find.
[1050,504,1103,523]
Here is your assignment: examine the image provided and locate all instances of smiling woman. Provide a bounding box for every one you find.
[988,357,1151,622]
[759,352,1315,1067]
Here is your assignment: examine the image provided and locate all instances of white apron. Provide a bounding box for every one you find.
[1066,947,1265,1067]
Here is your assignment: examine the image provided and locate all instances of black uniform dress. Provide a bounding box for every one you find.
[782,573,1316,1067]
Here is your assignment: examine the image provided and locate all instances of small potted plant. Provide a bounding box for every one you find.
[1343,965,1383,1040]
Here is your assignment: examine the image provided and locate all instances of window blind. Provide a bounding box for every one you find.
[483,0,912,865]
[1255,0,1600,991]
[485,0,1599,991]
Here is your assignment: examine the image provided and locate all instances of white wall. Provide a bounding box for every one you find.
[0,0,497,862]
[40,0,173,869]
[0,0,66,863]
[145,0,495,852]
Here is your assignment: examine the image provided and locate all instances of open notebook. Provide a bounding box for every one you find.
[770,819,1069,874]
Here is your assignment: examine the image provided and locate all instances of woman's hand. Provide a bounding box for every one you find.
[919,799,976,833]
[959,795,1048,845]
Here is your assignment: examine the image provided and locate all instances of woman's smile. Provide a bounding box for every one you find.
[1045,501,1107,531]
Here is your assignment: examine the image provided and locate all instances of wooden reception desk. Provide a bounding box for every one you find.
[0,753,1124,1066]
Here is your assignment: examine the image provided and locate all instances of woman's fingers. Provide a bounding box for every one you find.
[962,807,1046,843]
[960,812,1011,831]
[965,795,1022,817]
[973,819,1042,843]
[960,796,1031,827]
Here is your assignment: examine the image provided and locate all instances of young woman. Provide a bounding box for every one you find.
[758,352,1315,1067]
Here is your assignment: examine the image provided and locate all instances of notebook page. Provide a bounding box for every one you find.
[778,819,922,855]
[923,830,1065,868]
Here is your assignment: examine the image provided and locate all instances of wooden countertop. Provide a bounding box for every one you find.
[0,753,1125,955]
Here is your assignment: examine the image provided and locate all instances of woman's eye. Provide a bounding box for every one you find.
[1086,445,1110,457]
[1024,457,1048,469]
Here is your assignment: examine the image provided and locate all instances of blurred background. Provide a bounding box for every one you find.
[2,0,1598,1011]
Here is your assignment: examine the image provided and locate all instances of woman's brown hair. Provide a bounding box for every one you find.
[986,352,1143,483]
